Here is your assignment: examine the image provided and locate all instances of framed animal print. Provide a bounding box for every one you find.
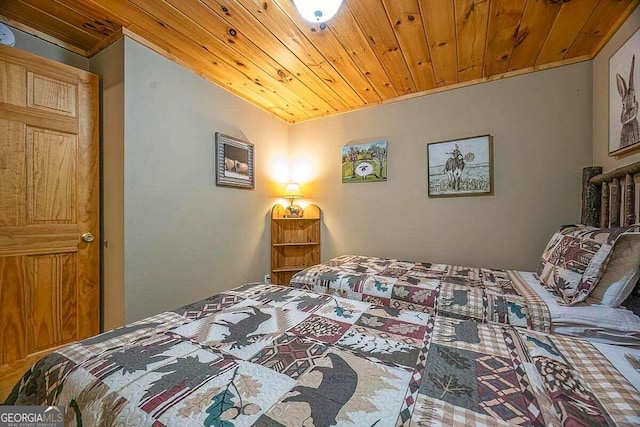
[215,132,255,189]
[342,140,388,183]
[427,135,493,198]
[610,28,640,157]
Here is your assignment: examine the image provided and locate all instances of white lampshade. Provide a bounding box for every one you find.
[283,183,302,199]
[293,0,344,23]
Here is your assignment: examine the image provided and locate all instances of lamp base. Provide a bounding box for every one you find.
[284,204,304,218]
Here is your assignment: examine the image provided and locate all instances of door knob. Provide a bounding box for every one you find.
[81,232,95,243]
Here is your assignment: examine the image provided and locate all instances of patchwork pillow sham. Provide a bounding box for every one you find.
[537,224,640,306]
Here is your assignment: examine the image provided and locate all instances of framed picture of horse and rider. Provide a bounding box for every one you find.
[427,134,493,198]
[609,27,640,157]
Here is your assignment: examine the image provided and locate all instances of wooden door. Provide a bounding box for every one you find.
[0,45,99,393]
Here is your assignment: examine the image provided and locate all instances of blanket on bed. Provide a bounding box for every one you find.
[291,255,552,332]
[6,284,638,426]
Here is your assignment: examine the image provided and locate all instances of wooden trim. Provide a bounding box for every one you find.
[86,28,124,58]
[120,28,292,124]
[590,1,640,59]
[0,14,88,57]
[297,54,593,123]
[609,140,640,158]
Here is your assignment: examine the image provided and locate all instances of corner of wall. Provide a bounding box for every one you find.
[89,37,126,330]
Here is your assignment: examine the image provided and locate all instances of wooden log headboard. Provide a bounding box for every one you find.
[581,162,640,227]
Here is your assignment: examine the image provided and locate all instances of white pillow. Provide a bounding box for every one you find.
[588,233,640,307]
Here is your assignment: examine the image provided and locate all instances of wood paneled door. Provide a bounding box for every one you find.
[0,45,99,399]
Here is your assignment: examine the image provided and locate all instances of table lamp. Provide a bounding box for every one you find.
[283,183,303,218]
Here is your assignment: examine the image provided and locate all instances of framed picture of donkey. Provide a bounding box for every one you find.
[610,28,640,157]
[427,135,493,198]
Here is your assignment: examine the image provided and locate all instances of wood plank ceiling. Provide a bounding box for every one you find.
[1,0,638,123]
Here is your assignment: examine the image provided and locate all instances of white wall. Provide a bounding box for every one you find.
[291,63,593,271]
[593,7,640,171]
[8,25,88,70]
[123,38,289,323]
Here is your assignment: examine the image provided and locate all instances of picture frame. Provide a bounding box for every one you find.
[427,134,493,198]
[341,140,388,183]
[215,132,255,189]
[609,28,640,157]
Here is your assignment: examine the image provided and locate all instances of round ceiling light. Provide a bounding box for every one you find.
[0,23,15,47]
[293,0,344,24]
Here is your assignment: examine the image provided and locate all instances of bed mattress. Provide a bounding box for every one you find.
[6,283,640,426]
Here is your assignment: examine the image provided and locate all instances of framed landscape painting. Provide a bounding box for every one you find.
[215,132,255,189]
[427,135,493,198]
[609,28,640,156]
[342,140,388,183]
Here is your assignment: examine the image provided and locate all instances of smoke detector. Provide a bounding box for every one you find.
[0,23,16,47]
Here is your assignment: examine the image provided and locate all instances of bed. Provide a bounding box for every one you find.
[291,255,552,328]
[289,163,640,348]
[6,164,640,426]
[5,283,640,426]
[290,254,640,346]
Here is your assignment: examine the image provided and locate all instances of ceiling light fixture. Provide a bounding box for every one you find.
[0,23,16,47]
[293,0,343,24]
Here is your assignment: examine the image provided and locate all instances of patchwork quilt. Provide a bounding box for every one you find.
[6,284,640,426]
[291,255,552,332]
